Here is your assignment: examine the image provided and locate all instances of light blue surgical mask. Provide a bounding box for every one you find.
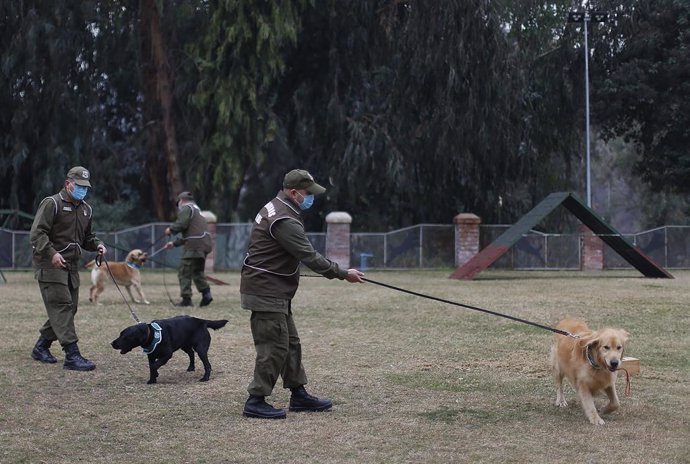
[296,192,314,210]
[71,184,89,201]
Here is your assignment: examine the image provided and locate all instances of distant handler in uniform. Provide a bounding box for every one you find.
[164,191,214,307]
[241,169,365,419]
[30,166,106,371]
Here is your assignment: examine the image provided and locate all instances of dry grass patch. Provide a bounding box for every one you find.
[0,269,689,463]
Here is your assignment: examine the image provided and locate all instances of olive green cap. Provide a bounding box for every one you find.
[66,166,92,187]
[283,169,326,195]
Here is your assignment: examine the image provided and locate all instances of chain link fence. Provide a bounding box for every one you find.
[2,223,690,271]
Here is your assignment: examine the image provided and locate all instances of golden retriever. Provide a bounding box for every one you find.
[86,249,150,305]
[550,319,630,425]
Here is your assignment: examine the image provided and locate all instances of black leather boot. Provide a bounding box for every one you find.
[289,386,333,412]
[174,296,193,307]
[242,396,286,419]
[31,335,57,364]
[200,288,213,307]
[63,342,96,371]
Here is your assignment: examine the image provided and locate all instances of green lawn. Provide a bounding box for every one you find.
[1,269,688,463]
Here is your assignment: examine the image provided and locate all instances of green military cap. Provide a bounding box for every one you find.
[66,166,92,187]
[177,191,194,201]
[283,169,326,195]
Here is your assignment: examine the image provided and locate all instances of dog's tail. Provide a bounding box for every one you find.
[205,319,228,330]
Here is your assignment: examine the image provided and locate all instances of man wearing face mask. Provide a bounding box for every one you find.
[240,169,365,419]
[163,191,214,307]
[29,166,106,371]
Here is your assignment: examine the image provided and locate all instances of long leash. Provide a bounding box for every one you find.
[160,241,176,306]
[100,240,230,285]
[360,277,578,339]
[96,255,143,324]
[361,277,634,392]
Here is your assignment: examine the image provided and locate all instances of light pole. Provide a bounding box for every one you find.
[568,9,608,208]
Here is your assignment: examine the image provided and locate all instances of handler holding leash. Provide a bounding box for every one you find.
[164,191,214,307]
[30,166,106,371]
[241,169,364,419]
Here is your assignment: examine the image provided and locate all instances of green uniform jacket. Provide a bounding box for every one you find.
[30,189,103,284]
[240,190,347,302]
[169,202,213,258]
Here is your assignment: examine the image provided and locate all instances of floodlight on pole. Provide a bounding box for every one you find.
[568,9,608,208]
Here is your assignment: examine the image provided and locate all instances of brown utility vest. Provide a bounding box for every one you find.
[240,192,303,299]
[179,203,213,253]
[31,191,97,269]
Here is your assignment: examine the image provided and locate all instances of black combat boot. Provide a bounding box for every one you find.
[289,386,333,412]
[242,396,287,419]
[200,288,213,307]
[62,342,96,371]
[174,296,193,307]
[31,335,57,364]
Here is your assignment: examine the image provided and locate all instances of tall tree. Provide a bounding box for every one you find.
[190,0,308,220]
[272,0,586,229]
[593,0,690,194]
[139,0,184,218]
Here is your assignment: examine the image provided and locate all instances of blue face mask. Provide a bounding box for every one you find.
[71,184,89,201]
[297,192,314,210]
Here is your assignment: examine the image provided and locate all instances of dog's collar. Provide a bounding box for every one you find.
[126,260,141,270]
[142,322,162,354]
[586,345,601,370]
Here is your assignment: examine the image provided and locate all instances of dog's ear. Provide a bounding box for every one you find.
[578,330,599,350]
[618,329,630,344]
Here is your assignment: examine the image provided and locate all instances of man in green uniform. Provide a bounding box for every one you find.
[164,191,214,307]
[30,166,106,371]
[241,169,365,419]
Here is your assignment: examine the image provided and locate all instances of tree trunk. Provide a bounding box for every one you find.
[139,0,183,219]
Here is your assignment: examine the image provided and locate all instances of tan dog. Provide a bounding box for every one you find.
[86,249,150,305]
[550,319,630,425]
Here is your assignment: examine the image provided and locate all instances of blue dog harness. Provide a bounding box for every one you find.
[143,322,162,354]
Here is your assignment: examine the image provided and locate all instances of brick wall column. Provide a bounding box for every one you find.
[201,210,217,273]
[580,223,603,271]
[325,211,352,269]
[454,213,481,267]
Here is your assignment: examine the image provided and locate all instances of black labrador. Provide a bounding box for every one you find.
[111,316,228,384]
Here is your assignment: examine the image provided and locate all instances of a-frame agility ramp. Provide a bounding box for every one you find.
[449,192,673,280]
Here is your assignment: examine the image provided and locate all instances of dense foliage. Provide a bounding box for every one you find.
[1,1,688,231]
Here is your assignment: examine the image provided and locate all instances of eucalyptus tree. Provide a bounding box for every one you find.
[1,1,106,214]
[593,0,690,195]
[0,1,155,225]
[190,0,308,220]
[273,0,586,229]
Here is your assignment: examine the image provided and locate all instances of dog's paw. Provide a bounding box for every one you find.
[143,300,150,305]
[147,379,157,385]
[590,416,605,426]
[555,398,568,408]
[199,376,209,382]
[96,302,103,306]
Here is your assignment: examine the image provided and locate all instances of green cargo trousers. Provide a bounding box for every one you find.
[178,256,209,298]
[37,270,80,346]
[247,310,308,397]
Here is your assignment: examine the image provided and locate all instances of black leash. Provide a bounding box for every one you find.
[360,277,577,339]
[147,234,169,252]
[160,239,176,306]
[95,254,143,324]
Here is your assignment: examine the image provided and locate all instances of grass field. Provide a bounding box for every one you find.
[1,268,689,463]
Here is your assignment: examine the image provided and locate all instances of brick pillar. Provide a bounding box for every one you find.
[580,223,603,271]
[325,211,352,269]
[454,213,481,267]
[201,210,217,273]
